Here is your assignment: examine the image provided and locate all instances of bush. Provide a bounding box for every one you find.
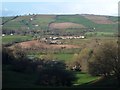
[2,46,76,86]
[36,60,76,86]
[2,46,14,64]
[88,41,120,86]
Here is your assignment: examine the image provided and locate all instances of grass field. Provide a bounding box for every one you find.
[2,35,33,44]
[37,53,74,61]
[2,15,118,34]
[55,15,118,33]
[73,72,100,86]
[3,65,100,88]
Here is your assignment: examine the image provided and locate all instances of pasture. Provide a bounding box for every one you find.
[2,35,33,44]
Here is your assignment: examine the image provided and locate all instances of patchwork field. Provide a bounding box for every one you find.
[2,14,118,35]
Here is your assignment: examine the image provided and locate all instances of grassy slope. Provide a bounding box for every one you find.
[55,15,118,33]
[3,65,39,88]
[2,17,15,24]
[3,16,28,30]
[2,14,118,33]
[3,65,100,88]
[2,15,56,31]
[107,16,118,22]
[2,35,33,44]
[30,15,56,30]
[73,72,99,85]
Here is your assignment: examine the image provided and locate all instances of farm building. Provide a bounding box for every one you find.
[30,18,33,21]
[10,33,13,36]
[35,24,39,27]
[2,34,5,37]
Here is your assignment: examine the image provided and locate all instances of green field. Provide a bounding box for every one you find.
[2,35,33,44]
[55,15,118,33]
[3,65,100,88]
[2,14,118,34]
[37,53,74,61]
[73,72,100,85]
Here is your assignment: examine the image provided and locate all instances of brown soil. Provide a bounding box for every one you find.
[49,22,85,29]
[82,15,115,24]
[11,40,80,50]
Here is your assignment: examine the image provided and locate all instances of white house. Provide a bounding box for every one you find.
[10,33,13,36]
[81,36,85,39]
[30,18,33,21]
[35,24,39,27]
[2,34,5,37]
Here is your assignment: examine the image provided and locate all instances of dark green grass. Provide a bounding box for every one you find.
[2,65,39,88]
[73,72,100,86]
[3,65,100,88]
[107,16,118,22]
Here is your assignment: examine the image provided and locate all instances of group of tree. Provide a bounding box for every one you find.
[67,48,93,72]
[2,45,76,87]
[66,41,120,86]
[2,40,120,87]
[88,41,120,86]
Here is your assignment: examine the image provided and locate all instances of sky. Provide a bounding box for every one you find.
[1,0,120,16]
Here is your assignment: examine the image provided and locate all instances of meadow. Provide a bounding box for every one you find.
[2,35,33,44]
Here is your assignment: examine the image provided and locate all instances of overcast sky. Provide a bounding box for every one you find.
[1,0,119,16]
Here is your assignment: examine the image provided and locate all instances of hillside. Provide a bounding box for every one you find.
[2,14,118,36]
[2,14,119,88]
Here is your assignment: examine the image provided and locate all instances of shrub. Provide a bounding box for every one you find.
[36,60,76,86]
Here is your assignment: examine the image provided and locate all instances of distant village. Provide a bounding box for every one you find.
[40,36,85,44]
[2,33,85,45]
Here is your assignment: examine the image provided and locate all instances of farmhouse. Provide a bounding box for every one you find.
[2,34,5,37]
[30,18,33,21]
[10,33,13,36]
[35,24,39,27]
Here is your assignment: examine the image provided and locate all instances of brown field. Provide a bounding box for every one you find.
[49,22,85,29]
[11,40,80,50]
[82,15,115,24]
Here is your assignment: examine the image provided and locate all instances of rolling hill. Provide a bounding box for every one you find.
[2,14,118,36]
